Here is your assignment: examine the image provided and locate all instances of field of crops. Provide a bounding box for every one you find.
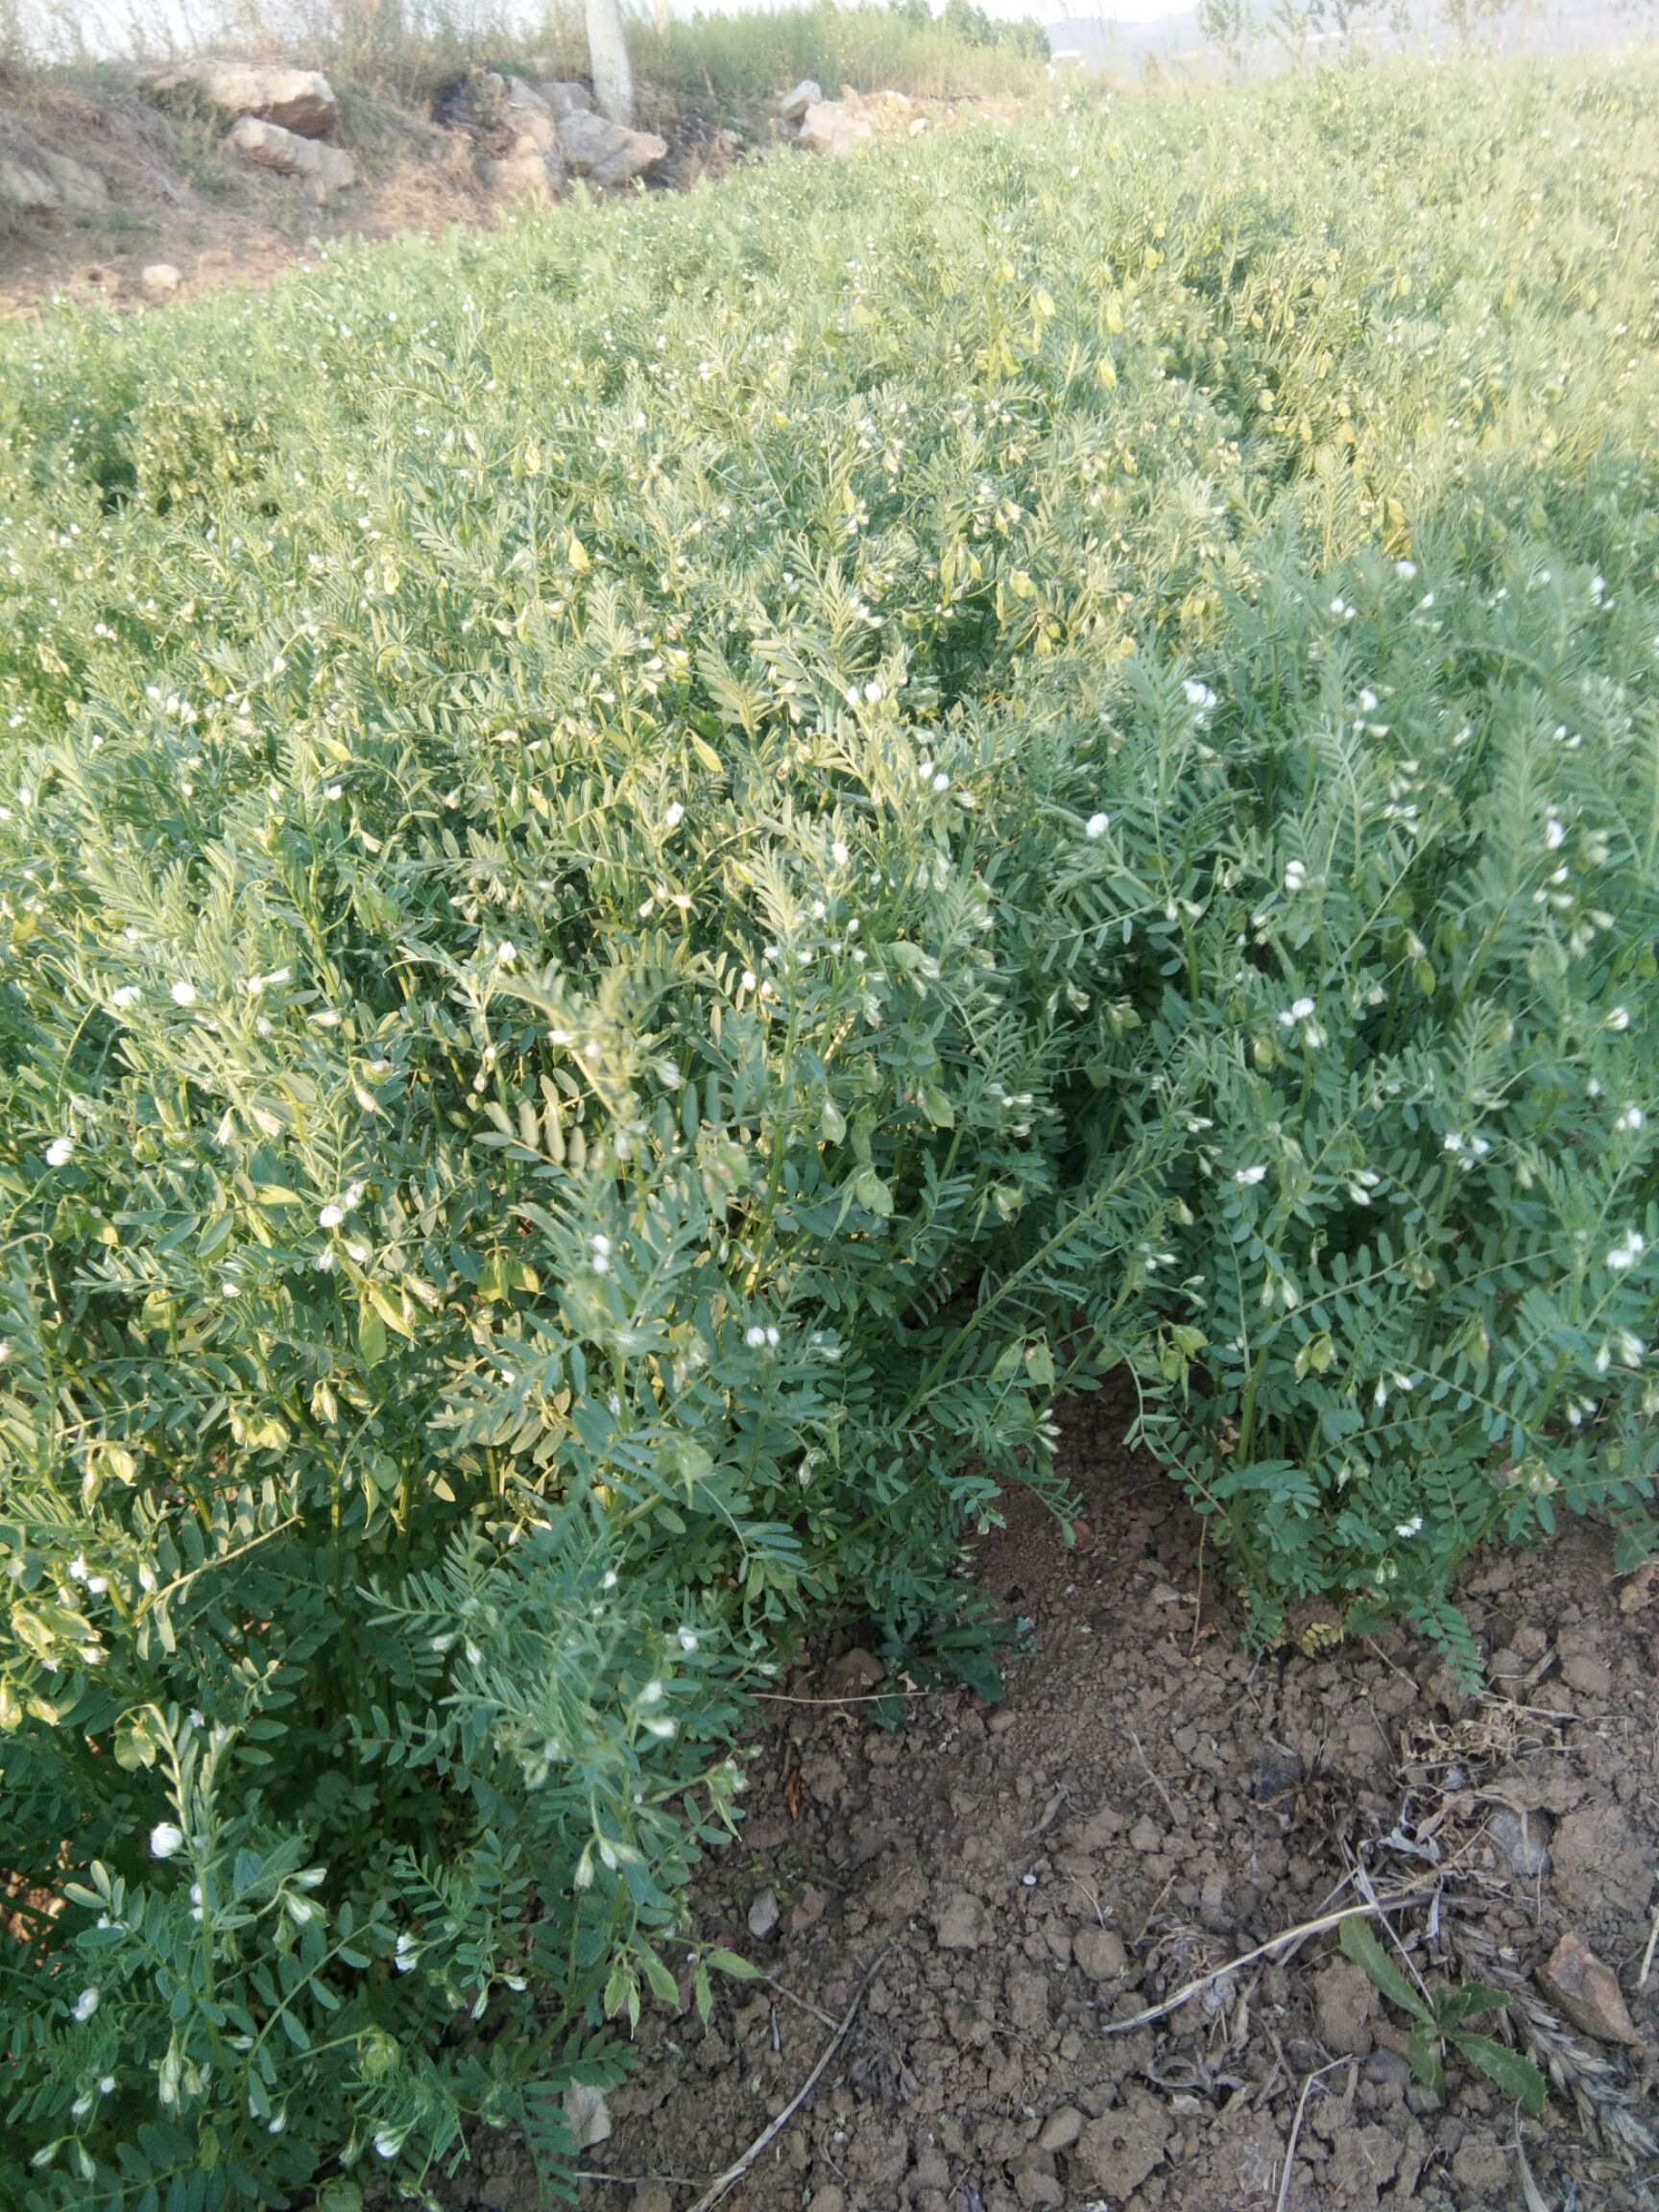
[2,53,1657,2205]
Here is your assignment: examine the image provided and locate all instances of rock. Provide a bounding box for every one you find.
[483,149,564,204]
[1451,2134,1511,2195]
[224,117,354,196]
[1487,1804,1551,1879]
[778,77,822,121]
[140,262,181,296]
[1551,1805,1652,1929]
[1013,2167,1063,2209]
[1006,1965,1049,2032]
[540,79,594,119]
[557,108,666,187]
[634,2188,672,2212]
[1537,1931,1641,2046]
[500,76,556,139]
[798,100,874,157]
[562,2080,611,2150]
[147,60,337,136]
[1072,1926,1127,1982]
[1312,1957,1378,2056]
[747,1887,781,1940]
[865,1859,929,1926]
[988,1707,1019,1736]
[1037,2105,1085,2152]
[0,148,108,216]
[828,1647,885,1695]
[1076,2091,1170,2197]
[1558,1649,1614,1697]
[789,1883,828,1935]
[1363,2047,1411,2086]
[1328,2123,1402,2201]
[933,1890,988,1951]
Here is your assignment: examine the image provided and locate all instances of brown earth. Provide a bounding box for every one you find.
[0,63,757,313]
[447,1383,1659,2212]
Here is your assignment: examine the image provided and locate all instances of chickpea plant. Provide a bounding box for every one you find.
[0,51,1656,2207]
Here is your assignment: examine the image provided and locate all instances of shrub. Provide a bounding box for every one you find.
[0,53,1655,2206]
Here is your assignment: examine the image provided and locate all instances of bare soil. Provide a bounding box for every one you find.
[0,65,757,314]
[448,1383,1658,2212]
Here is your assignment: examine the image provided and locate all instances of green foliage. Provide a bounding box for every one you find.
[623,0,1051,108]
[1339,1916,1548,2113]
[0,50,1655,2205]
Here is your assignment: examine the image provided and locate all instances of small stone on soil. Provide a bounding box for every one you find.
[933,1889,988,1951]
[1077,2090,1171,2196]
[1071,1925,1127,1982]
[1537,1930,1642,2045]
[1312,1956,1378,2056]
[746,1887,781,1939]
[1487,1803,1551,1879]
[560,2080,610,2151]
[1037,2105,1085,2152]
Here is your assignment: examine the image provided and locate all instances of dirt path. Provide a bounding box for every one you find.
[449,1385,1658,2212]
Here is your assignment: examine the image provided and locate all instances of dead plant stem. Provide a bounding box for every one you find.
[684,1950,887,2212]
[1099,1889,1435,2036]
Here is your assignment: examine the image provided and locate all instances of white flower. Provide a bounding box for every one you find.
[1085,812,1110,839]
[1394,1515,1424,1538]
[664,802,685,830]
[1544,818,1566,851]
[1235,1165,1268,1187]
[1607,1230,1646,1272]
[1444,1132,1465,1155]
[71,1988,99,2023]
[44,1136,73,1167]
[395,1933,418,1972]
[496,939,517,964]
[831,840,849,866]
[744,1325,767,1348]
[677,1626,699,1651]
[740,970,757,992]
[865,680,882,703]
[590,1233,612,1256]
[932,772,950,792]
[318,1204,345,1230]
[325,783,343,801]
[1358,688,1378,712]
[1283,859,1306,892]
[1607,1005,1631,1030]
[314,1250,335,1271]
[170,980,196,1006]
[1614,1105,1645,1135]
[1394,559,1418,579]
[111,985,140,1009]
[1182,678,1217,710]
[150,1821,184,1859]
[1290,996,1315,1022]
[374,2131,402,2160]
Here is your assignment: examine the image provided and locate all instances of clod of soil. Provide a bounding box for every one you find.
[436,1380,1659,2212]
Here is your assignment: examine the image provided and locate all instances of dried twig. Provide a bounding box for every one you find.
[754,1690,928,1706]
[1274,2058,1352,2212]
[1638,1893,1659,1990]
[1128,1727,1178,1822]
[1098,1890,1434,2036]
[684,1950,887,2212]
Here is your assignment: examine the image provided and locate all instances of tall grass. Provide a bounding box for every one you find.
[8,0,1052,105]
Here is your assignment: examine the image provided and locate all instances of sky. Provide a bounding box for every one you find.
[36,0,1192,60]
